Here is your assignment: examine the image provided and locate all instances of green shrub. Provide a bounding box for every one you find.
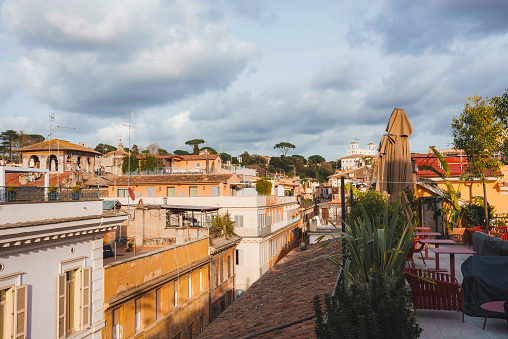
[346,190,407,246]
[464,196,494,227]
[255,179,272,195]
[210,213,235,237]
[314,271,422,339]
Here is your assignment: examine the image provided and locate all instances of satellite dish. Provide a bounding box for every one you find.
[128,187,135,200]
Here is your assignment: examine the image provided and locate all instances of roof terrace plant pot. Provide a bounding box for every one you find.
[447,227,466,245]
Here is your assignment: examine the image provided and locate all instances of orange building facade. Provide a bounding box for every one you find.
[103,238,210,339]
[108,173,241,199]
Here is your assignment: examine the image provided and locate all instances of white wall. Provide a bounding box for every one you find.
[0,236,105,338]
[0,200,103,224]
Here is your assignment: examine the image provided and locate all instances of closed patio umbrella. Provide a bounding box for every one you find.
[378,108,414,220]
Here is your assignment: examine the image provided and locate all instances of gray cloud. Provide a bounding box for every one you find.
[311,58,369,91]
[347,0,508,54]
[2,0,257,116]
[229,0,276,24]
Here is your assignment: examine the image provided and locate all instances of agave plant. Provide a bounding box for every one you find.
[317,201,415,288]
[419,147,468,231]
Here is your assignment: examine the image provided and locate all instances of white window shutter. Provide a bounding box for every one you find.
[14,284,28,339]
[57,273,66,339]
[81,267,91,329]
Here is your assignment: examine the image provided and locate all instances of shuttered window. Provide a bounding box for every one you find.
[235,249,245,266]
[0,285,27,339]
[167,187,175,197]
[234,215,244,228]
[189,186,198,197]
[211,186,220,197]
[57,267,91,339]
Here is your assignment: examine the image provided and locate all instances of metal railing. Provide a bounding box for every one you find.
[0,186,100,203]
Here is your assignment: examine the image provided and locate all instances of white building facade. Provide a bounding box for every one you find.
[0,183,126,338]
[106,195,302,296]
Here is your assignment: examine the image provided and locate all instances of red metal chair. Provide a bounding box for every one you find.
[404,267,464,322]
[405,239,426,266]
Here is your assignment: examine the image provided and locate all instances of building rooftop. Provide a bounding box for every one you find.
[15,139,101,155]
[199,242,340,338]
[109,173,238,185]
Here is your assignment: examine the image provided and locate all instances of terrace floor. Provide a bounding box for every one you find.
[412,243,508,338]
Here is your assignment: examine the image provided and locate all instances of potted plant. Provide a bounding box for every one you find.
[48,184,58,201]
[126,240,134,252]
[71,185,81,200]
[6,184,18,202]
[419,147,468,241]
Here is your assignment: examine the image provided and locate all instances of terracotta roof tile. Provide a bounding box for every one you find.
[15,139,101,155]
[198,242,341,338]
[108,173,238,186]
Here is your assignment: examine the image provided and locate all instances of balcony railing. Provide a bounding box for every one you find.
[0,186,100,203]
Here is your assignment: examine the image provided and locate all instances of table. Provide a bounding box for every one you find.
[415,232,442,259]
[430,247,476,278]
[481,301,506,329]
[419,239,456,271]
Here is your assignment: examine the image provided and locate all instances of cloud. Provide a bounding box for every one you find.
[311,58,369,91]
[229,0,276,24]
[2,0,257,115]
[347,0,508,54]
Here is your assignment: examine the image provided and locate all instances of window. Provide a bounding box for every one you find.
[167,187,175,197]
[118,188,127,197]
[0,285,27,339]
[135,298,141,332]
[199,268,203,291]
[196,162,201,168]
[219,259,223,283]
[235,249,244,266]
[234,215,244,228]
[146,187,155,197]
[58,267,91,338]
[156,288,162,320]
[189,186,198,197]
[112,308,120,339]
[188,274,192,299]
[188,322,194,339]
[227,255,231,278]
[174,280,178,307]
[200,315,204,333]
[211,186,219,197]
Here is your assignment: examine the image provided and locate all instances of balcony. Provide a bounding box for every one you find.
[0,186,100,203]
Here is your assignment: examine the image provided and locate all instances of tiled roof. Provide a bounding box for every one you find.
[412,153,500,178]
[179,154,220,161]
[15,139,101,155]
[199,242,340,338]
[4,172,84,187]
[108,173,237,186]
[104,149,129,157]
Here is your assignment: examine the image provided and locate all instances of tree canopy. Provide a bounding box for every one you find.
[94,143,117,155]
[255,179,272,195]
[452,94,505,230]
[308,154,326,163]
[185,139,205,155]
[200,146,217,154]
[140,154,157,172]
[0,130,19,162]
[274,142,295,157]
[122,154,139,173]
[174,149,190,155]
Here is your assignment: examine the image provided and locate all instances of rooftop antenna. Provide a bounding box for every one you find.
[48,113,55,172]
[122,113,136,242]
[57,125,76,186]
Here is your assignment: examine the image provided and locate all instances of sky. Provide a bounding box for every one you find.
[1,0,508,161]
